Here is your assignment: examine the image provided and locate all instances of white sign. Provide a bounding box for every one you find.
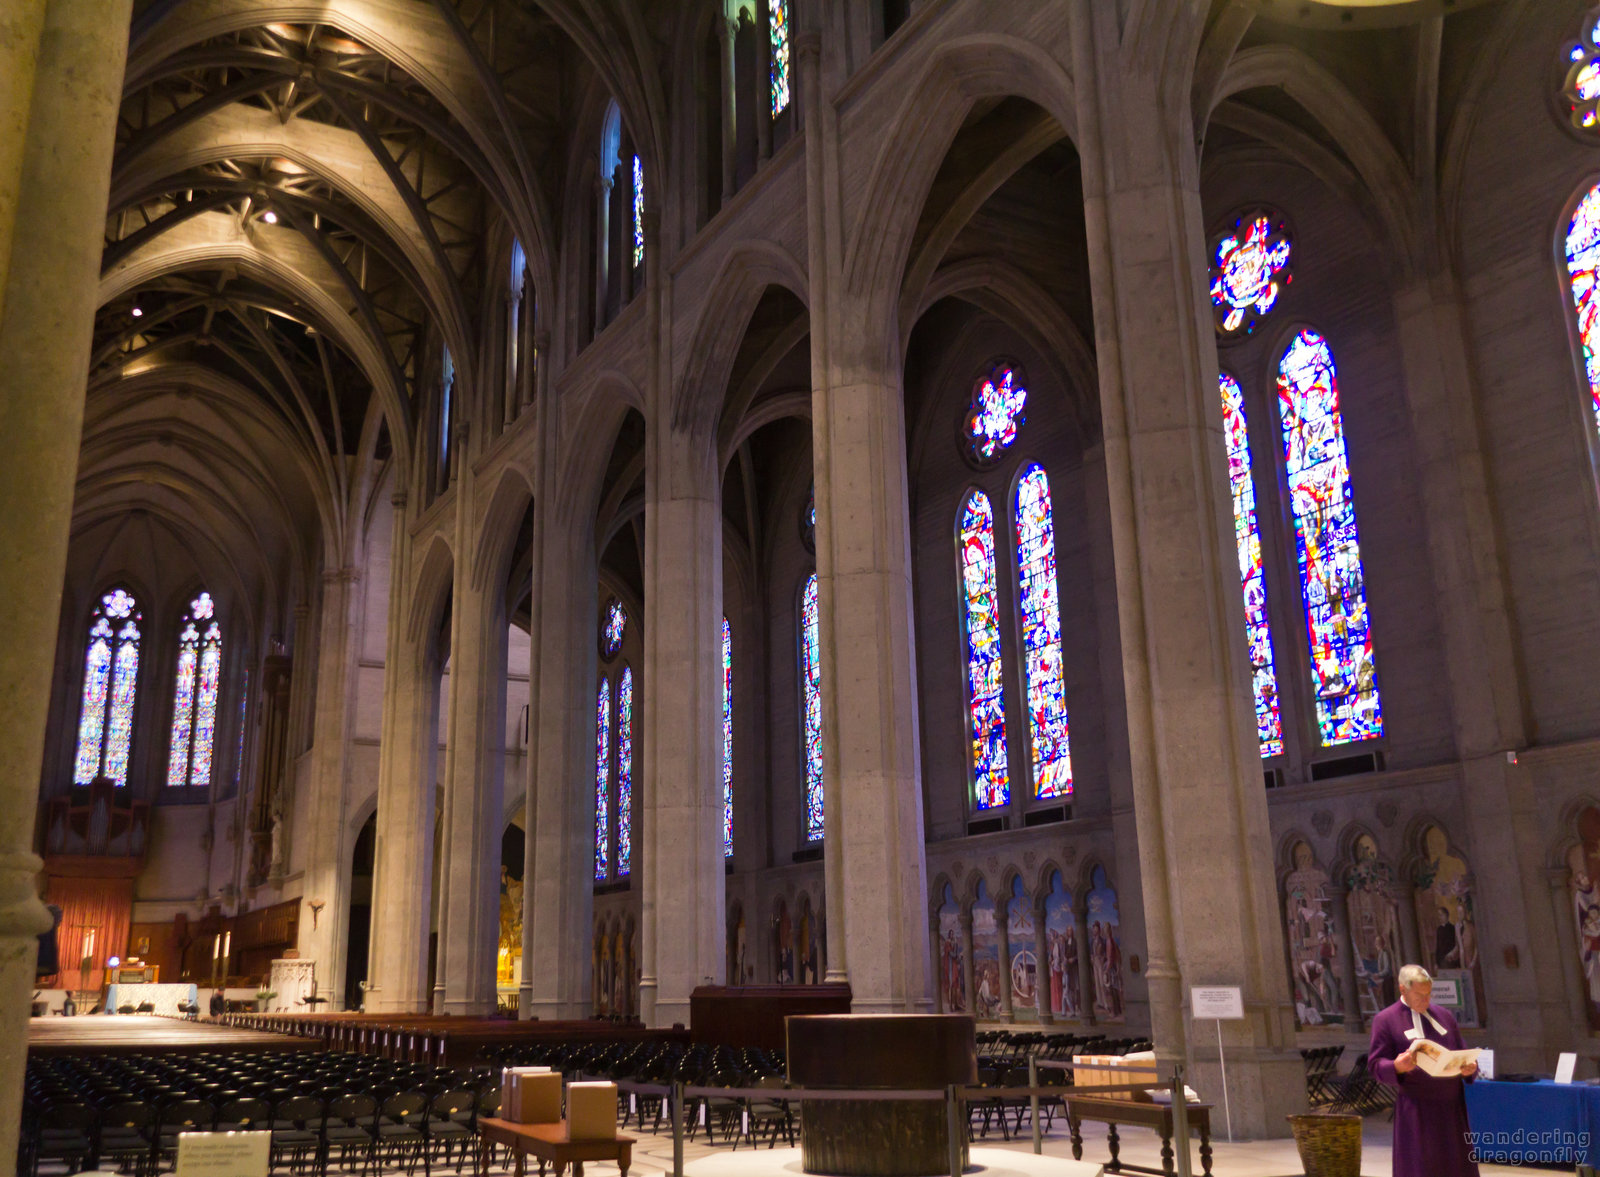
[176,1132,269,1177]
[1477,1049,1495,1080]
[1556,1052,1578,1085]
[1191,986,1245,1020]
[1431,979,1460,1007]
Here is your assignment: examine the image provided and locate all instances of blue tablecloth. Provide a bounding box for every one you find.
[1463,1079,1600,1166]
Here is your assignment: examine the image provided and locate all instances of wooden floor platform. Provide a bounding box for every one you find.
[28,1015,319,1057]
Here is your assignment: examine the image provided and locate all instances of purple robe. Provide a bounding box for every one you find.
[1368,999,1479,1177]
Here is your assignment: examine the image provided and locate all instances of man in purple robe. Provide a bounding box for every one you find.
[1368,963,1479,1177]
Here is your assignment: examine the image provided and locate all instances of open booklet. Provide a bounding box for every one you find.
[1408,1038,1481,1078]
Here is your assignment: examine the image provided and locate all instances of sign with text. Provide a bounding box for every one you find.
[175,1131,269,1177]
[1191,986,1245,1020]
[1431,979,1460,1007]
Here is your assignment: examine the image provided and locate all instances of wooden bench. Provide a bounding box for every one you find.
[476,1117,635,1177]
[1063,1095,1214,1177]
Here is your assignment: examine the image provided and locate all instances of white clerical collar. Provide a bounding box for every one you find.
[1409,1004,1447,1037]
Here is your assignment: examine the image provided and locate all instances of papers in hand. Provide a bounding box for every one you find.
[1408,1039,1481,1079]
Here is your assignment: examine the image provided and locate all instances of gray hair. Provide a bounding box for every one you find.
[1398,964,1431,989]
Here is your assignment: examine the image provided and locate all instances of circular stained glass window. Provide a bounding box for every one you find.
[601,598,626,659]
[1562,8,1600,136]
[962,362,1028,468]
[1209,211,1292,338]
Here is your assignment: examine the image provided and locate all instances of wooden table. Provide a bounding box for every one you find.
[1063,1095,1213,1176]
[476,1117,635,1176]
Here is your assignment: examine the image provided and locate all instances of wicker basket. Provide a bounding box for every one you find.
[1287,1112,1362,1177]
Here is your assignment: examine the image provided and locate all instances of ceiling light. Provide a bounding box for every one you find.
[131,306,143,318]
[262,210,278,224]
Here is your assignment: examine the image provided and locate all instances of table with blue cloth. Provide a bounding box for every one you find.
[1463,1079,1600,1167]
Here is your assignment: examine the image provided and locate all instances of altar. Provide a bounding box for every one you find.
[103,982,198,1018]
[268,958,317,1011]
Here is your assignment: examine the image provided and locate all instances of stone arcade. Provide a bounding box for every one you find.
[3,0,1599,1166]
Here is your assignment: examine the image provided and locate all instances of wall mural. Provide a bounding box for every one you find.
[796,895,820,984]
[1412,824,1485,1028]
[1284,839,1344,1028]
[1087,866,1124,1022]
[1568,806,1600,1032]
[1043,872,1080,1020]
[937,884,965,1013]
[727,903,749,985]
[972,881,1002,1020]
[1007,877,1038,1022]
[1346,833,1402,1026]
[774,899,794,984]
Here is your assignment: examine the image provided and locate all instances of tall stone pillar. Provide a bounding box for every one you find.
[522,505,597,1020]
[0,0,133,1156]
[996,903,1014,1021]
[298,567,363,1005]
[796,30,932,1017]
[437,465,508,1016]
[638,423,726,1026]
[1034,897,1053,1025]
[1548,868,1587,1036]
[960,910,976,1018]
[717,16,738,202]
[366,490,439,1013]
[1075,906,1094,1026]
[1071,0,1299,1134]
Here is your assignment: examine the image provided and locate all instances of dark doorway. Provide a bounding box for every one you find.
[344,813,376,1010]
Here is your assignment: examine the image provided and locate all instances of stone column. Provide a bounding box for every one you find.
[1035,897,1053,1025]
[960,909,976,1018]
[437,466,508,1016]
[593,175,612,332]
[522,504,597,1020]
[798,30,931,1016]
[755,0,773,163]
[1549,869,1587,1040]
[1070,0,1299,1134]
[717,16,738,203]
[0,0,131,1157]
[997,901,1014,1021]
[1328,884,1363,1028]
[1075,905,1094,1025]
[365,490,439,1013]
[638,422,725,1026]
[297,567,363,1005]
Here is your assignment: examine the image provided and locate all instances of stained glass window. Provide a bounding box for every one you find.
[1210,211,1292,337]
[1277,330,1383,745]
[1014,466,1072,800]
[631,155,644,268]
[603,599,626,659]
[1564,10,1600,133]
[617,667,633,877]
[964,365,1028,465]
[770,0,791,117]
[595,678,611,880]
[167,591,222,787]
[74,588,141,786]
[722,617,733,858]
[959,491,1010,809]
[440,347,455,473]
[801,574,824,841]
[800,484,816,552]
[233,669,249,790]
[1565,182,1600,437]
[1220,373,1285,757]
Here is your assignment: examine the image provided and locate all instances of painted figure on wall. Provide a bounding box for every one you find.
[774,900,794,985]
[1345,834,1402,1026]
[1284,840,1344,1027]
[971,881,1002,1020]
[1007,878,1038,1022]
[1086,866,1124,1022]
[1568,806,1600,1032]
[1412,824,1486,1028]
[797,897,817,985]
[611,927,626,1017]
[1043,872,1079,1020]
[938,884,966,1013]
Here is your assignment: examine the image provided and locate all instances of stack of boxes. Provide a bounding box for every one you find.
[498,1065,618,1140]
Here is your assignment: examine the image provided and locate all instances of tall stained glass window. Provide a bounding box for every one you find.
[722,618,733,858]
[167,591,222,787]
[617,667,634,877]
[1014,465,1072,800]
[631,155,645,268]
[440,347,455,473]
[1277,330,1383,745]
[770,0,791,117]
[801,574,824,841]
[959,491,1010,809]
[1565,181,1600,436]
[594,678,611,880]
[74,588,142,786]
[1220,373,1285,757]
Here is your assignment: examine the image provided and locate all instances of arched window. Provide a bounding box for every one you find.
[594,677,611,880]
[722,617,733,858]
[769,0,791,117]
[1014,465,1072,800]
[508,239,527,408]
[439,347,456,480]
[800,573,823,841]
[73,587,142,786]
[631,155,645,268]
[166,591,222,787]
[958,490,1010,810]
[1219,372,1284,757]
[1564,181,1600,437]
[1277,329,1383,745]
[616,667,634,877]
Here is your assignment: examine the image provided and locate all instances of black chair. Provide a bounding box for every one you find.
[217,1096,272,1131]
[270,1096,326,1176]
[96,1100,156,1177]
[322,1093,378,1177]
[26,1103,96,1177]
[155,1099,215,1171]
[376,1092,430,1176]
[425,1090,477,1173]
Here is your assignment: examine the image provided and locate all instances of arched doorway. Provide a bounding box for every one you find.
[344,813,377,1010]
